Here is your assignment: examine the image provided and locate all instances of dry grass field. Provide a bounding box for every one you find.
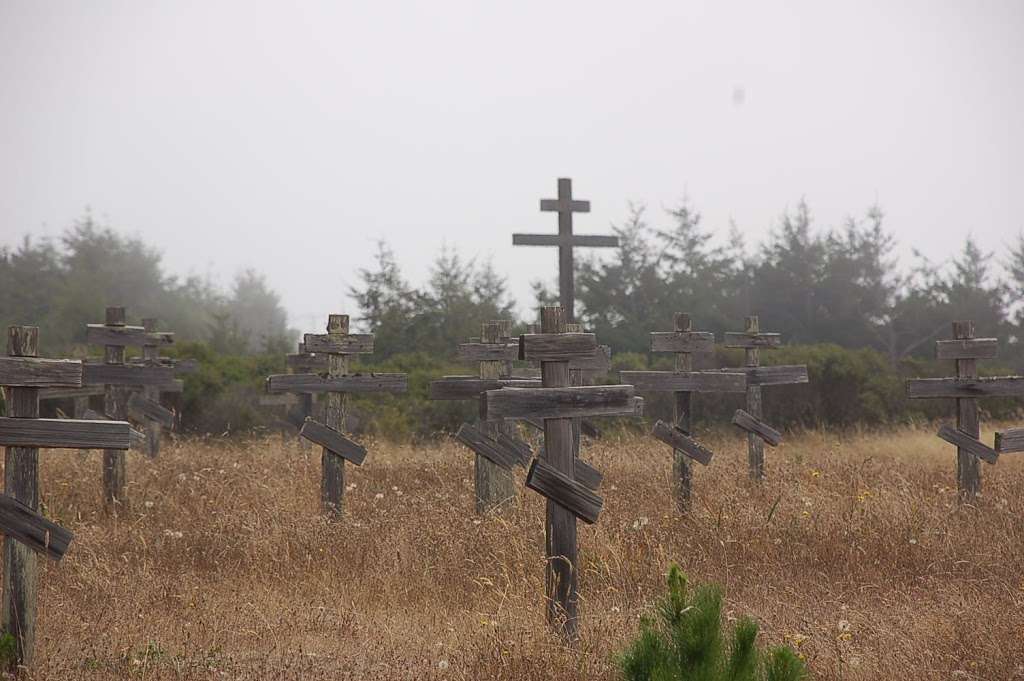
[22,424,1024,680]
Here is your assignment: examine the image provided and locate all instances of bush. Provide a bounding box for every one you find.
[618,564,806,681]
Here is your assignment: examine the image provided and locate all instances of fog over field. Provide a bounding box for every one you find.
[2,1,1022,326]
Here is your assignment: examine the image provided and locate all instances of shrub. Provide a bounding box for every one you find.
[618,564,806,681]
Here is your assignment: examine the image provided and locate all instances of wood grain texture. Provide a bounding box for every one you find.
[724,331,782,349]
[127,393,175,428]
[936,424,997,465]
[301,333,374,355]
[620,371,747,393]
[494,431,532,468]
[0,494,72,561]
[719,365,809,387]
[286,353,329,371]
[906,376,1024,399]
[0,357,82,388]
[511,234,618,248]
[744,316,765,480]
[81,409,146,448]
[651,420,714,466]
[428,377,540,401]
[935,337,998,360]
[86,325,173,347]
[300,418,366,466]
[952,321,982,499]
[568,344,611,373]
[650,331,715,354]
[574,458,603,491]
[267,373,408,395]
[0,417,132,450]
[481,385,635,420]
[83,362,178,387]
[457,343,519,363]
[455,423,520,471]
[518,333,597,362]
[38,386,105,400]
[731,409,782,446]
[995,428,1024,453]
[525,458,603,525]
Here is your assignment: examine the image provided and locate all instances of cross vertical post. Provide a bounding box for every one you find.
[2,326,40,669]
[141,318,162,458]
[321,314,349,517]
[743,316,764,480]
[102,306,128,509]
[954,321,981,498]
[672,313,695,507]
[475,321,517,512]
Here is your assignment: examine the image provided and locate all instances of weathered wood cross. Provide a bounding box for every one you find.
[266,315,408,517]
[481,307,641,639]
[512,178,618,323]
[259,342,326,447]
[428,320,536,513]
[906,320,1024,499]
[0,325,133,669]
[721,316,809,480]
[620,313,747,510]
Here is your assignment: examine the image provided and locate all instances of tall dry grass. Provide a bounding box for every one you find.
[21,424,1024,680]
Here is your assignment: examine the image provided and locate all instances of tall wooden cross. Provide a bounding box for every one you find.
[428,320,536,513]
[86,307,178,508]
[620,313,747,510]
[512,178,618,323]
[482,307,641,639]
[906,320,1024,499]
[0,325,132,670]
[266,314,408,518]
[721,316,809,480]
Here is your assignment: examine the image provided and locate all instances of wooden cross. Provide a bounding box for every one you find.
[620,313,747,510]
[906,320,1024,499]
[86,307,178,508]
[266,314,408,518]
[0,325,132,670]
[721,316,809,480]
[481,307,640,639]
[512,178,618,323]
[260,342,326,447]
[428,320,535,513]
[130,318,176,457]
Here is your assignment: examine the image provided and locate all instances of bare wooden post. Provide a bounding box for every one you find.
[672,313,695,509]
[954,321,981,499]
[743,316,764,480]
[102,307,128,509]
[2,326,40,669]
[141,318,161,459]
[321,314,349,518]
[476,321,516,513]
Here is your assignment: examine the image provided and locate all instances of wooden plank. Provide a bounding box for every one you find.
[651,420,714,465]
[0,417,132,450]
[723,332,782,349]
[0,357,82,388]
[512,234,618,248]
[428,377,540,401]
[569,344,611,373]
[299,418,366,466]
[906,376,1024,399]
[650,331,715,354]
[286,353,329,371]
[320,315,351,517]
[518,333,597,362]
[86,325,173,347]
[620,371,746,394]
[525,458,603,525]
[720,365,809,387]
[301,333,374,355]
[482,385,635,421]
[574,458,603,491]
[455,423,520,471]
[731,409,782,446]
[258,394,300,407]
[995,428,1024,453]
[539,197,591,213]
[457,343,519,363]
[267,373,408,395]
[83,362,177,387]
[936,337,998,360]
[494,431,532,468]
[936,424,997,465]
[39,385,105,400]
[127,393,175,428]
[82,409,146,448]
[0,494,72,562]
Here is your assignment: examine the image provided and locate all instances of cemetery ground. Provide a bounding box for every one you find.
[26,425,1024,680]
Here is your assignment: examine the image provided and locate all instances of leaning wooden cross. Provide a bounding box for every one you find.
[429,320,536,512]
[513,177,618,323]
[481,307,640,639]
[620,313,747,510]
[266,315,407,517]
[0,325,132,669]
[721,316,808,480]
[906,320,1024,499]
[86,307,177,508]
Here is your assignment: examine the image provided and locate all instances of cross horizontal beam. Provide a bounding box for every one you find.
[525,458,603,525]
[540,197,590,213]
[718,365,809,387]
[651,421,714,465]
[732,409,782,447]
[86,325,173,347]
[481,385,636,421]
[300,418,367,465]
[286,353,329,371]
[906,376,1024,399]
[995,428,1024,453]
[81,409,146,448]
[455,423,529,471]
[457,343,519,363]
[519,333,597,362]
[512,234,618,248]
[39,386,105,401]
[0,494,73,562]
[620,371,747,394]
[935,338,998,361]
[302,334,374,355]
[127,393,175,428]
[574,458,603,491]
[650,331,715,354]
[0,417,132,450]
[429,376,541,401]
[266,373,408,395]
[724,332,782,349]
[936,424,997,464]
[0,357,82,388]
[83,363,178,387]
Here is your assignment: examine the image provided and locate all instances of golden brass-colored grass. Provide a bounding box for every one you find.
[22,425,1024,679]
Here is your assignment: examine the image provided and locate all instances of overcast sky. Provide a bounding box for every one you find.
[2,1,1022,331]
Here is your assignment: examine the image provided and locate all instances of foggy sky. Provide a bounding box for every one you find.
[2,1,1022,332]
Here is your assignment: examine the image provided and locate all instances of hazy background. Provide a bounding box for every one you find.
[2,0,1022,330]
